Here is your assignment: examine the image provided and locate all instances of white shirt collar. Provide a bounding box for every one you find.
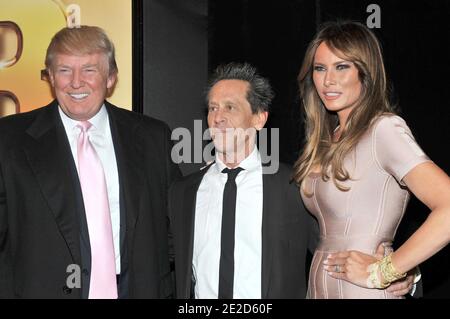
[214,146,261,173]
[58,104,109,135]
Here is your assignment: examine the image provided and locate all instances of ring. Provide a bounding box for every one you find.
[335,265,341,273]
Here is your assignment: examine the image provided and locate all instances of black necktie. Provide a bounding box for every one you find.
[218,167,244,299]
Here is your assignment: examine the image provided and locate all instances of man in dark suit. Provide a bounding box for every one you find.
[168,63,416,299]
[169,63,317,299]
[0,26,180,298]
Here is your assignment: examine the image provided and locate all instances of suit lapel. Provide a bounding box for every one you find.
[261,165,278,299]
[106,103,144,259]
[24,101,82,265]
[182,164,212,297]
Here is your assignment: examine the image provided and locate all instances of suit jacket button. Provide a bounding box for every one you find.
[62,285,72,295]
[82,268,89,276]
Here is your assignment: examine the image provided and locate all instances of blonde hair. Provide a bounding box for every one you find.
[45,25,118,76]
[293,21,395,192]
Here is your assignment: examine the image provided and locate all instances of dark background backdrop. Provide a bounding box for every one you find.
[137,0,450,298]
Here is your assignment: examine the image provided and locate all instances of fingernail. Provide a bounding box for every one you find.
[323,259,329,265]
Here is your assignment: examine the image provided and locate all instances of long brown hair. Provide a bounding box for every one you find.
[293,21,395,192]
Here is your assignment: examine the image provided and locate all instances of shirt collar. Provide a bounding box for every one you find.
[214,146,261,173]
[58,104,109,135]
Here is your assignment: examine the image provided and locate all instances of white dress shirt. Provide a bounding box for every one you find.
[59,105,121,274]
[193,147,263,299]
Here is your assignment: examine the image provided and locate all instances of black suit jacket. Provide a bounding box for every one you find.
[168,161,318,299]
[0,100,180,298]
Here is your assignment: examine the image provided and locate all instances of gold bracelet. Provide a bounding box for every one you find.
[366,262,390,289]
[379,253,406,284]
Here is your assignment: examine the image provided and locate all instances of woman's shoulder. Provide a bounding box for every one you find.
[369,113,410,136]
[371,112,405,124]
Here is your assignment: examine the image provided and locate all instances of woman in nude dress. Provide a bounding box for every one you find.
[293,21,450,298]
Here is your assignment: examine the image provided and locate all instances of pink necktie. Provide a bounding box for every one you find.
[77,121,118,299]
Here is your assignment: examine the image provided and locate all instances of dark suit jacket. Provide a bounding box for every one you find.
[0,100,180,298]
[168,161,318,299]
